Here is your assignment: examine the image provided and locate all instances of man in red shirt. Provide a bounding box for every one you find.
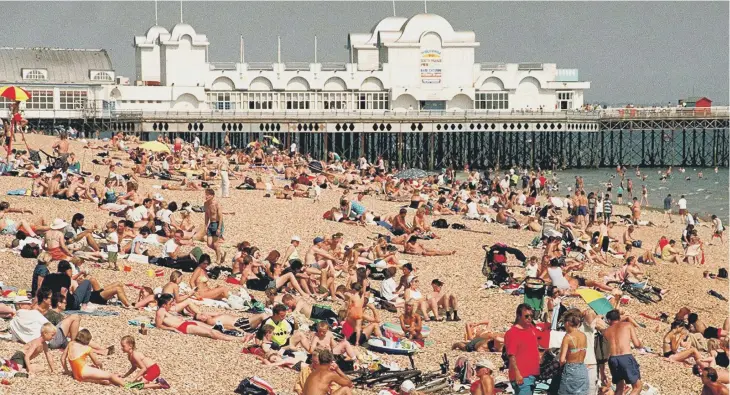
[504,304,540,395]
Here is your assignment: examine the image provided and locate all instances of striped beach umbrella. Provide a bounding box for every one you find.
[576,288,614,316]
[0,86,32,102]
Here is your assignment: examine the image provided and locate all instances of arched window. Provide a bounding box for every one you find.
[92,72,113,81]
[24,69,46,80]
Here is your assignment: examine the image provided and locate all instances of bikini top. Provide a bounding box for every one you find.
[567,334,587,354]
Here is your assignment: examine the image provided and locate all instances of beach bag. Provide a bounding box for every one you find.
[538,349,562,381]
[20,244,41,259]
[432,219,448,229]
[234,377,273,395]
[594,331,610,364]
[454,356,474,384]
[451,223,466,230]
[719,268,728,279]
[632,240,642,248]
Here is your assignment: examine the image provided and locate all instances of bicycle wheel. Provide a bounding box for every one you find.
[366,370,421,387]
[418,380,450,394]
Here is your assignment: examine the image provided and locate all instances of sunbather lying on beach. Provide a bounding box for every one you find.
[403,236,455,256]
[153,293,245,342]
[451,320,505,352]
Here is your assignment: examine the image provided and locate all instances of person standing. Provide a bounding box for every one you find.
[677,194,688,220]
[218,155,230,198]
[193,134,200,153]
[640,185,649,207]
[289,141,297,158]
[580,309,604,395]
[557,309,589,395]
[603,194,613,225]
[603,310,643,395]
[504,304,540,395]
[203,188,225,264]
[663,194,674,223]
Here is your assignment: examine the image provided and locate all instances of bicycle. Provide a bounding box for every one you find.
[608,278,663,304]
[350,354,460,393]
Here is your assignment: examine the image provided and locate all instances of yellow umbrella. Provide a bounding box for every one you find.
[139,141,171,153]
[0,86,31,102]
[263,135,281,145]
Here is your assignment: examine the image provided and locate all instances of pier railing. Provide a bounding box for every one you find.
[98,107,729,121]
[1,106,727,122]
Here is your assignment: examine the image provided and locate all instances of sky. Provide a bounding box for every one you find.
[2,1,728,105]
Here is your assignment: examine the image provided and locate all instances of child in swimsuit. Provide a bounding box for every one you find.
[120,335,170,389]
[62,329,125,387]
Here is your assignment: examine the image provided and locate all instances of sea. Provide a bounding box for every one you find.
[545,167,729,222]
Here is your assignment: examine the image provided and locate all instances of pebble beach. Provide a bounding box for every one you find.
[0,134,727,394]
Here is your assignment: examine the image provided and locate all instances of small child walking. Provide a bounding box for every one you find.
[120,335,170,389]
[9,322,56,373]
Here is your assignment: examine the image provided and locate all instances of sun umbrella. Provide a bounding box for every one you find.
[576,288,614,316]
[550,197,564,208]
[263,135,281,145]
[139,141,171,153]
[0,86,32,102]
[395,168,429,179]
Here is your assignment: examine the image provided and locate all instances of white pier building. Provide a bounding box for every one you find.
[0,13,590,128]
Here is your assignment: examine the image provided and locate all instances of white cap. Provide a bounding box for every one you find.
[400,380,416,393]
[475,359,495,371]
[291,236,301,242]
[50,218,68,230]
[153,193,165,201]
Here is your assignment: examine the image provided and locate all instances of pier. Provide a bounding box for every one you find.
[11,106,728,170]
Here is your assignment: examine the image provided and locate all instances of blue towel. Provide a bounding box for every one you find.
[7,189,27,196]
[376,221,393,232]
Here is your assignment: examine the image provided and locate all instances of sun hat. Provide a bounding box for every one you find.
[50,218,68,230]
[291,236,301,242]
[400,380,416,393]
[475,359,495,371]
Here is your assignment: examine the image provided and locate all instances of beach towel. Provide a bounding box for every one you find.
[576,289,614,316]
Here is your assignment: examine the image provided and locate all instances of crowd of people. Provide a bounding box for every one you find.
[0,120,726,395]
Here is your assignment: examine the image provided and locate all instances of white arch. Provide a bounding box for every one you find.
[286,76,310,91]
[447,94,472,110]
[392,94,418,111]
[249,76,273,91]
[517,76,542,90]
[323,77,347,91]
[360,77,384,91]
[172,93,200,110]
[480,77,505,91]
[211,76,235,91]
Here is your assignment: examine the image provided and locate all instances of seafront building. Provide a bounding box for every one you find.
[0,13,588,123]
[0,12,726,169]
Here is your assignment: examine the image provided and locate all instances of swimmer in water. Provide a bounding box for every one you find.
[686,177,691,181]
[698,172,704,179]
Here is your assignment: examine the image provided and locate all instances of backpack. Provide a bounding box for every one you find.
[594,331,610,364]
[719,268,728,279]
[20,244,41,259]
[538,349,562,381]
[432,219,448,229]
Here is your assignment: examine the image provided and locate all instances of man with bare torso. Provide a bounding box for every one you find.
[51,132,70,164]
[603,309,643,395]
[301,350,353,395]
[203,188,225,264]
[701,367,729,395]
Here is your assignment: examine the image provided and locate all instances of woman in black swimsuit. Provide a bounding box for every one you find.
[662,320,708,365]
